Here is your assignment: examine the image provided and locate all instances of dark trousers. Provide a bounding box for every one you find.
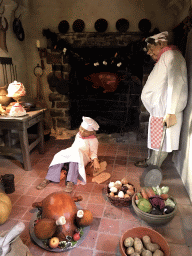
[45,162,79,184]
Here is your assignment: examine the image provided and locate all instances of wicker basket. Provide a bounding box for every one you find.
[105,182,136,207]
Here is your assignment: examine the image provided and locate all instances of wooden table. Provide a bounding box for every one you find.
[0,109,45,171]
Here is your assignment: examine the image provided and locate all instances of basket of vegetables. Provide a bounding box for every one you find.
[120,227,170,256]
[132,186,177,225]
[105,177,136,207]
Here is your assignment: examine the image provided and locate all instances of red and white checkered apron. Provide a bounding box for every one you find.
[150,116,164,149]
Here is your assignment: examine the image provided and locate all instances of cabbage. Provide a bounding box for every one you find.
[152,187,157,194]
[161,186,169,194]
[156,186,162,196]
[165,198,176,208]
[137,198,152,213]
[152,186,169,195]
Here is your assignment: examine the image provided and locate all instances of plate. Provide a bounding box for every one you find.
[73,19,85,32]
[29,208,90,252]
[95,19,108,32]
[138,18,151,33]
[116,18,129,32]
[58,20,70,34]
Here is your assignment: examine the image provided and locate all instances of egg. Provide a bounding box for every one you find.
[114,183,122,190]
[124,194,130,199]
[118,191,124,198]
[126,189,135,196]
[109,192,115,197]
[108,182,115,188]
[121,177,129,185]
[115,180,122,186]
[110,187,118,193]
[126,184,134,190]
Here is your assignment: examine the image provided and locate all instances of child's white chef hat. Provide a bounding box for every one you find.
[81,116,99,131]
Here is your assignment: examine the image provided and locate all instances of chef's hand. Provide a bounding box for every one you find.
[163,114,177,128]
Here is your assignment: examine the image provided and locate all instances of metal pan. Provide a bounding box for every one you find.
[140,124,167,187]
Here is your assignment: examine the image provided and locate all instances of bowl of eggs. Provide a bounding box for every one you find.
[105,177,136,207]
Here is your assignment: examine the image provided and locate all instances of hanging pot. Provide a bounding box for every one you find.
[13,4,25,41]
[0,86,12,106]
[13,18,25,41]
[116,18,129,32]
[58,20,69,34]
[95,19,108,32]
[47,65,60,92]
[72,19,85,32]
[55,66,70,95]
[138,18,151,33]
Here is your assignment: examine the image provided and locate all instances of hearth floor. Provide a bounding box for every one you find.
[0,134,192,256]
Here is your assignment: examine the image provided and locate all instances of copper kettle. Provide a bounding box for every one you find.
[0,86,11,106]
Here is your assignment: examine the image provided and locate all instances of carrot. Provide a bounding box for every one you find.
[145,187,156,198]
[161,194,169,200]
[141,188,149,200]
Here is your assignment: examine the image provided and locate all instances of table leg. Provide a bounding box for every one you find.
[37,119,45,154]
[3,130,12,147]
[19,129,31,171]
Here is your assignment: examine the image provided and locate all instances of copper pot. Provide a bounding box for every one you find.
[0,86,12,106]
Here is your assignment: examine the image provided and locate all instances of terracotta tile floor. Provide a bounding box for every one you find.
[0,134,192,256]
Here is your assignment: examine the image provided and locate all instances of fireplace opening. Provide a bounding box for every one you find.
[68,47,143,133]
[47,33,148,134]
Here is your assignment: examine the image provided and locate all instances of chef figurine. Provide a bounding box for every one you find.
[36,116,100,193]
[135,31,188,168]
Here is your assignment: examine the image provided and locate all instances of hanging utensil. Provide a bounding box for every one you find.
[94,19,108,32]
[47,65,61,92]
[12,3,25,41]
[138,18,151,33]
[72,19,85,32]
[116,18,129,32]
[0,1,8,52]
[34,64,52,135]
[55,65,70,95]
[0,57,16,85]
[58,20,69,34]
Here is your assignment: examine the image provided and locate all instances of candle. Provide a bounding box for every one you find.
[63,48,67,54]
[36,40,40,48]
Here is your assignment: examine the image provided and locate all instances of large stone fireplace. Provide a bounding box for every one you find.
[46,32,151,134]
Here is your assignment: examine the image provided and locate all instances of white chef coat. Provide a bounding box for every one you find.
[49,133,99,184]
[141,49,188,152]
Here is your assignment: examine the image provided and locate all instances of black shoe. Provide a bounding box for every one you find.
[134,159,148,168]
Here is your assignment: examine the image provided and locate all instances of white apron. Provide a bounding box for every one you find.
[141,49,188,152]
[49,133,99,184]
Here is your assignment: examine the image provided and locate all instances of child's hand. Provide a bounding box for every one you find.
[92,158,100,170]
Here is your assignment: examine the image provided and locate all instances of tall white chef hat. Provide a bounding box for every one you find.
[81,116,99,131]
[145,31,169,44]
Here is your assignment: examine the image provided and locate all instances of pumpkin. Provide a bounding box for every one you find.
[0,192,12,225]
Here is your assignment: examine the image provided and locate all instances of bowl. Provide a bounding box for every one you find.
[132,193,177,225]
[120,227,170,256]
